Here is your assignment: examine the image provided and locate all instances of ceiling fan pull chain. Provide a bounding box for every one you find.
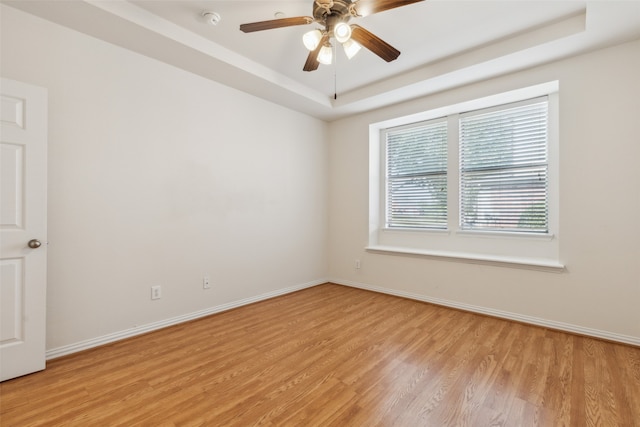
[334,45,338,100]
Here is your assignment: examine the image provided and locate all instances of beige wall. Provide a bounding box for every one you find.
[328,39,640,344]
[2,5,639,352]
[1,6,329,352]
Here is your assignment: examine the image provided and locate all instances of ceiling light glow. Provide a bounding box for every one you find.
[303,29,323,51]
[342,39,361,59]
[334,22,352,43]
[318,44,333,65]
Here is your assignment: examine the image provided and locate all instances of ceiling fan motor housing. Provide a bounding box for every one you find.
[313,0,353,33]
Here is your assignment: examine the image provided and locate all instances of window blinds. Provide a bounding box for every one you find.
[386,120,448,229]
[459,99,549,233]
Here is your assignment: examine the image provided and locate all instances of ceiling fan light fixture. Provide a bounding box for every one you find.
[239,0,420,72]
[334,22,352,43]
[302,29,323,51]
[318,44,333,65]
[342,39,361,59]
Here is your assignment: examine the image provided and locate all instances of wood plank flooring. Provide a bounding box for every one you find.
[1,283,639,426]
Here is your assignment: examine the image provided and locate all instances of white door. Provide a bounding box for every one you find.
[0,78,48,382]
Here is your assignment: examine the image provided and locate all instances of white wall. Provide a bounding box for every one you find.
[1,6,328,352]
[2,5,638,353]
[328,39,640,344]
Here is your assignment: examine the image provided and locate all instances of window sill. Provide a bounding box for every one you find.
[365,245,565,272]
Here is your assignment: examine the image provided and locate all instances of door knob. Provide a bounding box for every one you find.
[28,239,42,249]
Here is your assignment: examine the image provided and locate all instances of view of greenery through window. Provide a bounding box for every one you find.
[385,98,549,234]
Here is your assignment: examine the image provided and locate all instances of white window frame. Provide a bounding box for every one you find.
[367,82,563,270]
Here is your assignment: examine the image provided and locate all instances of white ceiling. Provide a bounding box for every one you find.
[4,0,640,121]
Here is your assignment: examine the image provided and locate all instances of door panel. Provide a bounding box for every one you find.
[1,259,24,344]
[0,143,24,229]
[0,78,48,382]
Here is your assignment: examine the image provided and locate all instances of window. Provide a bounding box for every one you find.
[459,99,548,233]
[369,82,561,269]
[385,119,448,229]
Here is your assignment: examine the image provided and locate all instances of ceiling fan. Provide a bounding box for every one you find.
[239,0,425,72]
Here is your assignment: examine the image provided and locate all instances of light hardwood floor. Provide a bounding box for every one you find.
[1,283,639,426]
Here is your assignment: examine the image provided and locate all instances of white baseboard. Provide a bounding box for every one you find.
[47,277,637,360]
[46,278,328,360]
[331,278,640,347]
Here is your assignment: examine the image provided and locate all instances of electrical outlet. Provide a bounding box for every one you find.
[151,285,162,300]
[203,276,211,289]
[355,259,361,269]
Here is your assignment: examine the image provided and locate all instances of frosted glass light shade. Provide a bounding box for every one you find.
[303,30,322,51]
[334,22,352,43]
[318,45,333,65]
[342,39,361,59]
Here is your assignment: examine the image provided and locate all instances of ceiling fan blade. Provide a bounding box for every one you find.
[351,0,424,17]
[350,24,400,62]
[303,34,329,72]
[240,16,314,33]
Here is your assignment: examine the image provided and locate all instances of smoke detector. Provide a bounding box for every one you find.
[202,11,221,26]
